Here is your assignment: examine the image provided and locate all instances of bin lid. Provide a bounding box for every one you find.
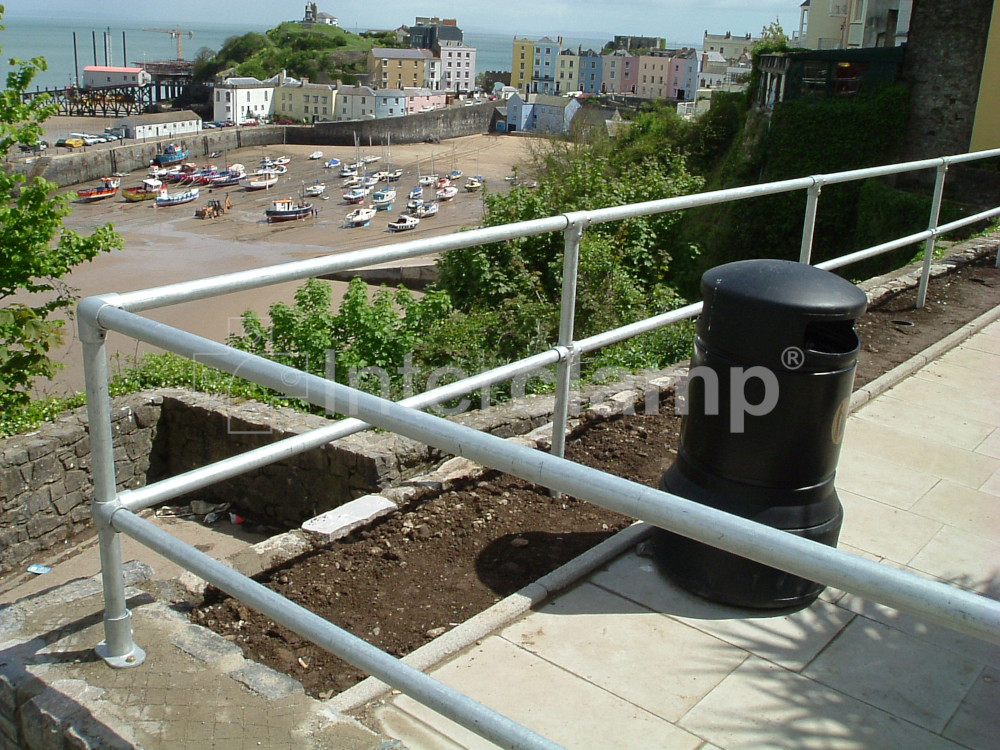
[698,259,868,371]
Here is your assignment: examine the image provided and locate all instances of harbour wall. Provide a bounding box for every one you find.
[7,104,498,188]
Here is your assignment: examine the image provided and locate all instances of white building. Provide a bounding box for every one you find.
[335,85,377,121]
[82,65,151,88]
[439,43,477,93]
[114,110,201,139]
[213,77,276,124]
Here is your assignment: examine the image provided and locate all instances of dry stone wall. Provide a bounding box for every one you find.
[0,394,165,574]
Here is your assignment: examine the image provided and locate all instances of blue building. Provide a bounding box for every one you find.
[578,49,603,94]
[374,89,407,119]
[532,37,562,94]
[506,93,582,134]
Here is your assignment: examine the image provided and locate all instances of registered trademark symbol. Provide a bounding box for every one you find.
[781,346,804,370]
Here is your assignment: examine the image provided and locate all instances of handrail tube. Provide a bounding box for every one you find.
[91,305,1000,645]
[575,301,704,353]
[816,205,1000,272]
[118,347,562,512]
[107,508,564,750]
[110,178,817,314]
[110,147,1000,314]
[816,229,935,271]
[551,217,586,462]
[917,164,950,308]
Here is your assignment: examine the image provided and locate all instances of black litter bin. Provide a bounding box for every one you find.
[652,259,868,609]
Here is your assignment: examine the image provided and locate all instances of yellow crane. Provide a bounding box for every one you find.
[142,26,194,60]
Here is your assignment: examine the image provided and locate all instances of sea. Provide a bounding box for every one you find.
[0,15,611,92]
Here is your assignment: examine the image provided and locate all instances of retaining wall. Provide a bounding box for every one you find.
[7,103,498,188]
[0,385,556,574]
[0,393,165,574]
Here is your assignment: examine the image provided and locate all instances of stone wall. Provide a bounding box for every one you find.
[0,386,557,572]
[8,104,498,188]
[156,388,556,526]
[0,394,165,574]
[901,0,995,162]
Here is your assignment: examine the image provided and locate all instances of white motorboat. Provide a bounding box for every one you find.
[388,213,419,232]
[372,187,396,210]
[304,181,326,197]
[411,201,439,219]
[309,151,324,160]
[436,185,458,201]
[344,206,377,227]
[240,170,279,190]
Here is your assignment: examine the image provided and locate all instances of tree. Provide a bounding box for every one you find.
[0,8,122,408]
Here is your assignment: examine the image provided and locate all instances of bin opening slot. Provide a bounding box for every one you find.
[803,320,859,354]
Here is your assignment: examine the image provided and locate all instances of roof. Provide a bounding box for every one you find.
[371,48,432,60]
[120,110,200,125]
[83,66,144,73]
[221,77,267,87]
[338,85,376,97]
[531,94,578,108]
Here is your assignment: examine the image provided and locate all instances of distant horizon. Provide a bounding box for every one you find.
[0,0,772,47]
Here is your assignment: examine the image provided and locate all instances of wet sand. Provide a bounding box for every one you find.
[43,133,536,397]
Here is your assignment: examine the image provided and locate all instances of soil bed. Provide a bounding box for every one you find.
[193,253,999,698]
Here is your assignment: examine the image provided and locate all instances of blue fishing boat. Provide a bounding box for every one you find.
[153,143,189,167]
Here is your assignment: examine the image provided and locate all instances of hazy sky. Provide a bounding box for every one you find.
[1,0,797,43]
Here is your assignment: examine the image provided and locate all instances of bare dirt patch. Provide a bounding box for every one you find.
[192,253,999,698]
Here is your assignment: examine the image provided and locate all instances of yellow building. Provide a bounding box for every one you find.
[971,0,1000,150]
[556,49,578,94]
[275,81,337,123]
[512,38,535,95]
[367,47,436,90]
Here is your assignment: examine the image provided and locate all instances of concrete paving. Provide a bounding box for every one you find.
[371,316,1000,749]
[1,314,998,749]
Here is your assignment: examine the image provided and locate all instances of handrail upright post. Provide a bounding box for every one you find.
[550,216,587,468]
[799,179,823,264]
[917,162,949,308]
[79,299,146,668]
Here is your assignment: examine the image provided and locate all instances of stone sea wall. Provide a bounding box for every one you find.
[8,104,498,188]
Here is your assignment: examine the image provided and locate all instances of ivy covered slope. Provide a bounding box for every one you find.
[194,22,400,84]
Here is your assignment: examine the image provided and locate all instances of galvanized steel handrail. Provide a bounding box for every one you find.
[93,305,1000,649]
[80,145,1000,749]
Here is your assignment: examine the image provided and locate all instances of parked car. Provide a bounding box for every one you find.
[203,122,216,129]
[18,140,48,152]
[242,119,258,126]
[56,137,84,148]
[276,118,293,125]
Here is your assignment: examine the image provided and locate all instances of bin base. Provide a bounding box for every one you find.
[653,461,843,609]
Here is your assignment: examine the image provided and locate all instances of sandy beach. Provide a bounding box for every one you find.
[41,132,536,397]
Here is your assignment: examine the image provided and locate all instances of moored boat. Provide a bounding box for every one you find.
[339,164,358,178]
[343,187,367,204]
[344,206,376,227]
[265,197,315,223]
[309,151,324,160]
[240,170,279,191]
[153,144,189,166]
[411,201,439,219]
[418,174,438,187]
[372,187,396,210]
[387,168,404,182]
[304,181,326,197]
[325,157,341,169]
[76,176,120,202]
[121,178,162,202]
[388,213,419,232]
[464,175,484,192]
[155,186,199,206]
[436,185,458,201]
[408,185,423,201]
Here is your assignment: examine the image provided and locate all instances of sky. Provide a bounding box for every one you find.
[1,0,797,44]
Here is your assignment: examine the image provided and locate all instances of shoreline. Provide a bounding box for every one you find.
[38,132,535,397]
